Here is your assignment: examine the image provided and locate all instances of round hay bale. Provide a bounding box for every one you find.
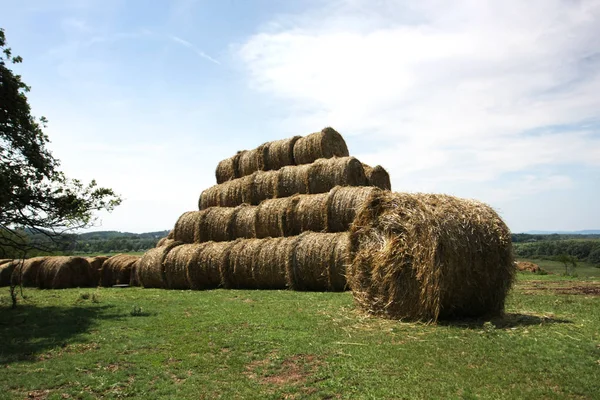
[138,242,182,288]
[362,164,391,190]
[163,244,198,289]
[220,176,253,208]
[264,136,301,171]
[227,239,264,289]
[287,232,349,291]
[216,152,242,184]
[293,127,349,165]
[198,186,221,210]
[11,257,47,287]
[347,192,515,321]
[173,211,204,243]
[37,257,92,289]
[0,260,18,287]
[198,207,238,242]
[189,241,236,290]
[254,237,292,289]
[249,170,278,205]
[276,164,311,198]
[329,233,350,291]
[327,186,381,232]
[86,256,109,287]
[255,197,297,239]
[130,259,140,286]
[238,145,268,177]
[100,254,139,287]
[229,204,257,239]
[308,157,367,194]
[0,259,12,267]
[289,193,329,235]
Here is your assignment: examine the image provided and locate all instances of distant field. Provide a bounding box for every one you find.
[517,258,600,278]
[1,273,599,399]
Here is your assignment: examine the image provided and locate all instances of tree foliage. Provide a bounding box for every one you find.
[0,28,121,258]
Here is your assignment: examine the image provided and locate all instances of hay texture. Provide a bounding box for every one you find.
[86,256,109,286]
[287,232,349,291]
[238,145,268,177]
[347,191,515,321]
[215,152,242,184]
[276,165,310,198]
[100,254,140,287]
[37,257,92,289]
[264,136,301,171]
[293,127,349,165]
[138,241,183,288]
[10,257,47,287]
[173,211,202,243]
[327,186,380,232]
[289,193,328,235]
[226,239,265,289]
[362,164,391,191]
[163,244,197,289]
[230,204,257,239]
[0,260,17,287]
[308,157,366,194]
[130,259,140,286]
[188,241,235,290]
[255,197,296,238]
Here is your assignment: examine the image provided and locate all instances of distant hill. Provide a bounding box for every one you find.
[77,230,170,240]
[525,230,600,235]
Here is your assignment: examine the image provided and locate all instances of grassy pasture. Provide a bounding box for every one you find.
[1,274,599,399]
[517,258,600,278]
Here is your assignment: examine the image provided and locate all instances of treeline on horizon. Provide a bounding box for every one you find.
[512,233,600,266]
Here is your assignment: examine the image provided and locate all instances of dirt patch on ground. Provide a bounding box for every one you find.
[245,354,322,387]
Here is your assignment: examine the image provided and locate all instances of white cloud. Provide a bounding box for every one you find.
[237,0,600,201]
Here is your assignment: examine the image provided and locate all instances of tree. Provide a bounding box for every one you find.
[555,254,577,276]
[1,28,121,304]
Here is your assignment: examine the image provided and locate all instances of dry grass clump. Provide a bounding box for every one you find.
[255,197,297,238]
[215,152,242,184]
[1,260,18,286]
[308,157,366,194]
[100,254,139,287]
[293,127,349,165]
[289,193,328,235]
[362,164,391,190]
[163,244,198,289]
[189,241,236,290]
[86,256,109,286]
[287,232,349,291]
[264,136,301,170]
[37,257,92,289]
[138,241,183,288]
[326,186,381,232]
[348,191,515,321]
[11,257,47,287]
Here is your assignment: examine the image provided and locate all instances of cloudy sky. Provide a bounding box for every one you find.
[2,0,599,233]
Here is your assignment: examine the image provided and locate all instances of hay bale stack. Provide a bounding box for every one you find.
[276,164,311,198]
[86,256,109,286]
[308,157,366,194]
[327,186,381,232]
[226,239,264,289]
[249,171,278,205]
[289,193,328,235]
[347,191,515,321]
[362,164,391,191]
[287,232,349,291]
[0,260,17,287]
[188,241,235,290]
[255,197,297,238]
[238,145,268,177]
[215,152,242,184]
[138,241,182,288]
[293,127,349,165]
[130,259,140,286]
[11,257,47,287]
[173,211,202,243]
[198,207,238,242]
[37,257,92,289]
[264,136,301,170]
[230,204,257,239]
[100,254,140,287]
[163,245,197,289]
[254,238,291,289]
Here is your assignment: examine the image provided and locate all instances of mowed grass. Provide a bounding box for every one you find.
[517,258,600,279]
[1,275,599,399]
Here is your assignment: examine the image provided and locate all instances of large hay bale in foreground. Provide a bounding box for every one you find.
[362,164,391,191]
[37,257,92,289]
[293,127,349,165]
[226,239,264,289]
[11,257,47,287]
[100,254,139,287]
[130,259,140,286]
[86,256,109,286]
[348,192,515,321]
[0,260,17,287]
[138,241,182,288]
[287,232,350,291]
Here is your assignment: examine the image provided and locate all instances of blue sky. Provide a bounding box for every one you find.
[2,0,599,233]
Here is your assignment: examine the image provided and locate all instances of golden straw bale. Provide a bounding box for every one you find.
[11,257,47,287]
[288,193,329,235]
[173,211,204,243]
[293,127,349,165]
[198,207,238,242]
[326,186,381,232]
[253,237,292,289]
[216,152,242,184]
[229,204,257,239]
[1,260,18,287]
[308,157,367,194]
[130,259,140,286]
[255,197,297,238]
[347,191,515,321]
[264,136,301,170]
[86,256,109,286]
[138,241,183,288]
[100,254,139,287]
[189,241,236,290]
[198,185,221,210]
[249,171,278,205]
[163,244,198,289]
[238,145,268,177]
[36,257,92,289]
[276,164,311,198]
[226,239,264,289]
[329,234,350,291]
[362,164,391,190]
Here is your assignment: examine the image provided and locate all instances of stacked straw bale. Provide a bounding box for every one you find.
[87,256,109,286]
[100,254,140,287]
[347,191,515,321]
[10,257,47,287]
[138,241,183,288]
[362,164,391,191]
[37,257,92,289]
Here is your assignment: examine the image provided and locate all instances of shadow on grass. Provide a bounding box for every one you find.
[0,304,123,364]
[439,312,572,329]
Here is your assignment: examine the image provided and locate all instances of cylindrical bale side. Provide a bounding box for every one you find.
[173,211,204,243]
[100,254,139,287]
[229,204,257,239]
[250,171,278,205]
[226,239,264,289]
[199,186,221,210]
[86,256,109,287]
[198,207,237,242]
[11,257,47,287]
[293,127,349,165]
[216,152,242,184]
[264,136,301,171]
[362,164,391,191]
[0,260,17,287]
[255,197,297,239]
[326,186,381,232]
[238,145,268,177]
[329,233,350,291]
[276,164,311,198]
[138,242,183,288]
[40,257,93,289]
[254,237,292,289]
[348,191,515,321]
[130,259,140,287]
[188,241,236,290]
[288,193,329,235]
[307,157,367,195]
[163,244,197,289]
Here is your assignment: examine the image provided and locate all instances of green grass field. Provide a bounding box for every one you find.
[518,258,600,278]
[1,274,599,399]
